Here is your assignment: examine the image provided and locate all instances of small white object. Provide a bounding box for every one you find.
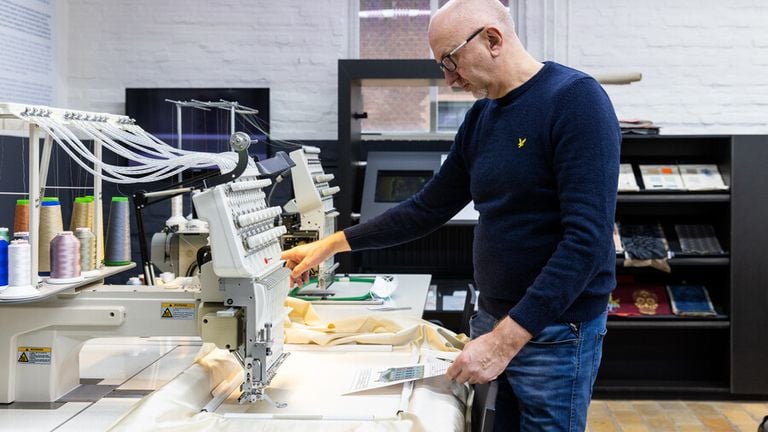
[0,284,39,300]
[678,164,729,191]
[185,218,209,232]
[126,276,142,285]
[618,163,640,192]
[370,275,398,298]
[160,272,175,283]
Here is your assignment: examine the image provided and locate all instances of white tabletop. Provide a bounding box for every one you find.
[308,274,431,320]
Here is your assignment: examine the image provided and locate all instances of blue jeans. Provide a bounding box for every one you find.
[470,308,608,432]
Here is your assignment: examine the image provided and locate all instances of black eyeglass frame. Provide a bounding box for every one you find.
[439,27,485,73]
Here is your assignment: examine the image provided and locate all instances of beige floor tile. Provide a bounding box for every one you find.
[740,402,768,422]
[715,402,760,427]
[587,417,619,432]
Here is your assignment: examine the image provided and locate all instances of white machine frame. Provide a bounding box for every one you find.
[0,103,289,406]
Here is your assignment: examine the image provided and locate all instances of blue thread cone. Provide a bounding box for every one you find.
[0,239,8,287]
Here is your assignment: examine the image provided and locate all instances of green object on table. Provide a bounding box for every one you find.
[289,276,375,301]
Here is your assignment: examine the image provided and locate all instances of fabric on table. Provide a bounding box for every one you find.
[285,298,468,351]
[107,299,468,432]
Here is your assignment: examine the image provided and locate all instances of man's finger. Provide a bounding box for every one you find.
[454,367,472,385]
[446,363,459,380]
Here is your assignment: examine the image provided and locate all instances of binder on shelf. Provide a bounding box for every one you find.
[667,284,717,317]
[613,223,624,255]
[639,165,685,190]
[678,164,729,191]
[608,282,672,317]
[674,224,725,256]
[618,163,640,192]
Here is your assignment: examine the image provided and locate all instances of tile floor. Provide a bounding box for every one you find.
[587,400,768,432]
[0,337,765,431]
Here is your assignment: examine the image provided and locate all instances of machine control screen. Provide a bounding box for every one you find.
[374,170,434,203]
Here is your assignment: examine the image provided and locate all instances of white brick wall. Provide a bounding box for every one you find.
[568,0,768,134]
[65,0,351,140]
[64,0,768,137]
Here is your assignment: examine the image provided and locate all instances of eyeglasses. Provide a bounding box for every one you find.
[439,27,485,73]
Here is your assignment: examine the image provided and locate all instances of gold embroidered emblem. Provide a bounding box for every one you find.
[517,137,526,148]
[632,289,659,315]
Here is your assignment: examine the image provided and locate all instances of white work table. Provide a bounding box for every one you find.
[306,274,431,320]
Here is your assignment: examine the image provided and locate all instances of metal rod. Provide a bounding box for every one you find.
[94,138,104,267]
[39,134,53,198]
[142,187,193,198]
[29,124,41,283]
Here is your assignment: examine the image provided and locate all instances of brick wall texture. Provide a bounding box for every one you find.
[63,0,768,138]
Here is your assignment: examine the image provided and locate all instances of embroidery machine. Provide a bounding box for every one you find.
[0,103,293,406]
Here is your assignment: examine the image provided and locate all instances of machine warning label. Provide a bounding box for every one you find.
[17,347,52,365]
[161,303,196,320]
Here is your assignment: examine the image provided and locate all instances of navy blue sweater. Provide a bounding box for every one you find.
[344,62,620,336]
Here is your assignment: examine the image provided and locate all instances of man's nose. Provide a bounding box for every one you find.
[443,69,458,86]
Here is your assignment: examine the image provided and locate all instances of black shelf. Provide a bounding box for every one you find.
[616,257,730,266]
[595,380,730,396]
[617,193,730,203]
[607,316,729,330]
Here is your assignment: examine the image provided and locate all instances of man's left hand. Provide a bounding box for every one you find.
[446,317,532,384]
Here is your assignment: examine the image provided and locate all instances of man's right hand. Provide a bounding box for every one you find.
[280,231,352,287]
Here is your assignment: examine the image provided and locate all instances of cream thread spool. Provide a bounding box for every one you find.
[105,197,131,266]
[84,195,104,266]
[48,231,83,284]
[39,198,64,274]
[75,227,99,277]
[0,240,39,300]
[70,197,90,232]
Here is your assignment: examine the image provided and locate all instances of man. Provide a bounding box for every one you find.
[281,0,620,429]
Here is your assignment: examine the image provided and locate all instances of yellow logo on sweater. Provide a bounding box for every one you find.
[517,137,527,148]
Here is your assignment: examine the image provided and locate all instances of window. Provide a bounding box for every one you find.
[358,0,509,134]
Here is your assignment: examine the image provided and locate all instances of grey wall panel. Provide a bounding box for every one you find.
[731,135,768,394]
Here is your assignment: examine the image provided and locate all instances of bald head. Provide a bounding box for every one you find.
[429,0,515,48]
[428,0,542,99]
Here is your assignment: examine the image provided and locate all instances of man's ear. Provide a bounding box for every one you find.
[486,27,503,57]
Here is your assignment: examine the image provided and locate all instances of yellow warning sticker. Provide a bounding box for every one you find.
[161,302,196,320]
[17,347,52,365]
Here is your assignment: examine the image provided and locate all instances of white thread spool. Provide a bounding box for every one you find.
[48,231,83,284]
[0,240,39,300]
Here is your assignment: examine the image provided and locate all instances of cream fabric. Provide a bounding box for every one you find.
[108,299,469,432]
[284,296,469,350]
